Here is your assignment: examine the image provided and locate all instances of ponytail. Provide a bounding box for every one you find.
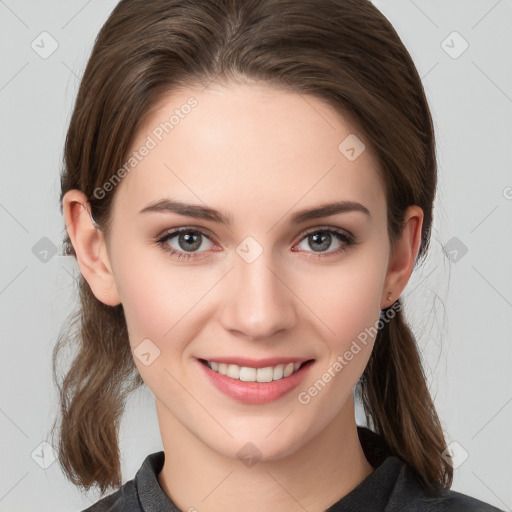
[360,299,453,493]
[50,276,143,493]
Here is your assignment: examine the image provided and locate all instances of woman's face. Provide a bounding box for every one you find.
[98,81,409,461]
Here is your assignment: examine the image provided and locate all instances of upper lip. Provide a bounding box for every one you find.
[198,357,313,369]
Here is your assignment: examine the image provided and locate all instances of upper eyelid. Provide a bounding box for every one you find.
[157,226,216,243]
[296,225,354,240]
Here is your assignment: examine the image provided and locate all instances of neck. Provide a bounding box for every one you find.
[156,397,374,511]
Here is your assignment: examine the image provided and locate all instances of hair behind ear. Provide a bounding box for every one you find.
[50,276,144,494]
[360,300,453,493]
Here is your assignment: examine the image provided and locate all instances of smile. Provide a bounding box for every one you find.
[197,358,315,405]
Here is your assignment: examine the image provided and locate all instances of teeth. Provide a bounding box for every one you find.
[226,364,239,379]
[240,366,257,381]
[256,367,273,382]
[273,364,284,380]
[207,360,304,382]
[283,362,294,377]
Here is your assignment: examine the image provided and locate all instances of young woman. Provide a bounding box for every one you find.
[52,0,503,510]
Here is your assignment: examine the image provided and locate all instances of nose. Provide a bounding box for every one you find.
[219,249,297,341]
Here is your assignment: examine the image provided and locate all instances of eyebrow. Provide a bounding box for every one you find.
[138,198,370,225]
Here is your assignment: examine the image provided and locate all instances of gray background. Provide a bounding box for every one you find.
[1,0,511,510]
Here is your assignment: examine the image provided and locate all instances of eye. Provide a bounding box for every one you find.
[155,228,216,261]
[155,226,356,262]
[292,227,355,258]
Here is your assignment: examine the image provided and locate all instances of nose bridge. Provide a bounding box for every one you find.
[220,240,296,339]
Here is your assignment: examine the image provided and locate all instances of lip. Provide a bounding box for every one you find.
[196,357,315,405]
[199,356,311,368]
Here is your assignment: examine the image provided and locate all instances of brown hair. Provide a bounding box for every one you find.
[52,0,452,495]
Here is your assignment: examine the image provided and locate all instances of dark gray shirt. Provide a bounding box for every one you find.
[82,427,503,511]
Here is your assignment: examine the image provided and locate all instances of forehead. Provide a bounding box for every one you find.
[110,81,385,224]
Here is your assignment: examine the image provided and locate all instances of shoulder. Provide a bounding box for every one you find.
[80,478,139,512]
[387,463,505,512]
[82,480,138,512]
[80,451,167,512]
[356,427,503,512]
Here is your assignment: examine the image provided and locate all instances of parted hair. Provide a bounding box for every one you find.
[52,0,453,495]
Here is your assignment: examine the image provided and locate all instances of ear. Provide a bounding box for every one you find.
[62,189,121,306]
[380,205,424,309]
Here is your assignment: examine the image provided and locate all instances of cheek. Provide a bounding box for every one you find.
[295,245,388,401]
[111,244,196,348]
[112,246,222,369]
[298,250,387,344]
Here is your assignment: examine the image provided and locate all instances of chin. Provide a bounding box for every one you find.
[206,416,317,464]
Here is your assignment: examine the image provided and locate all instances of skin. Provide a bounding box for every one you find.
[63,81,423,511]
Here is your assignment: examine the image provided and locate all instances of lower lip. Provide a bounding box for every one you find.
[197,359,314,405]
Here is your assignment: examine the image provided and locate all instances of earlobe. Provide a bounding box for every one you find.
[381,205,424,308]
[62,189,121,306]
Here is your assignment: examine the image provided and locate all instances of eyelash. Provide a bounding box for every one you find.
[154,226,356,261]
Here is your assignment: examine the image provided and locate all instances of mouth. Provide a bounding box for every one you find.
[197,357,315,405]
[198,358,314,382]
